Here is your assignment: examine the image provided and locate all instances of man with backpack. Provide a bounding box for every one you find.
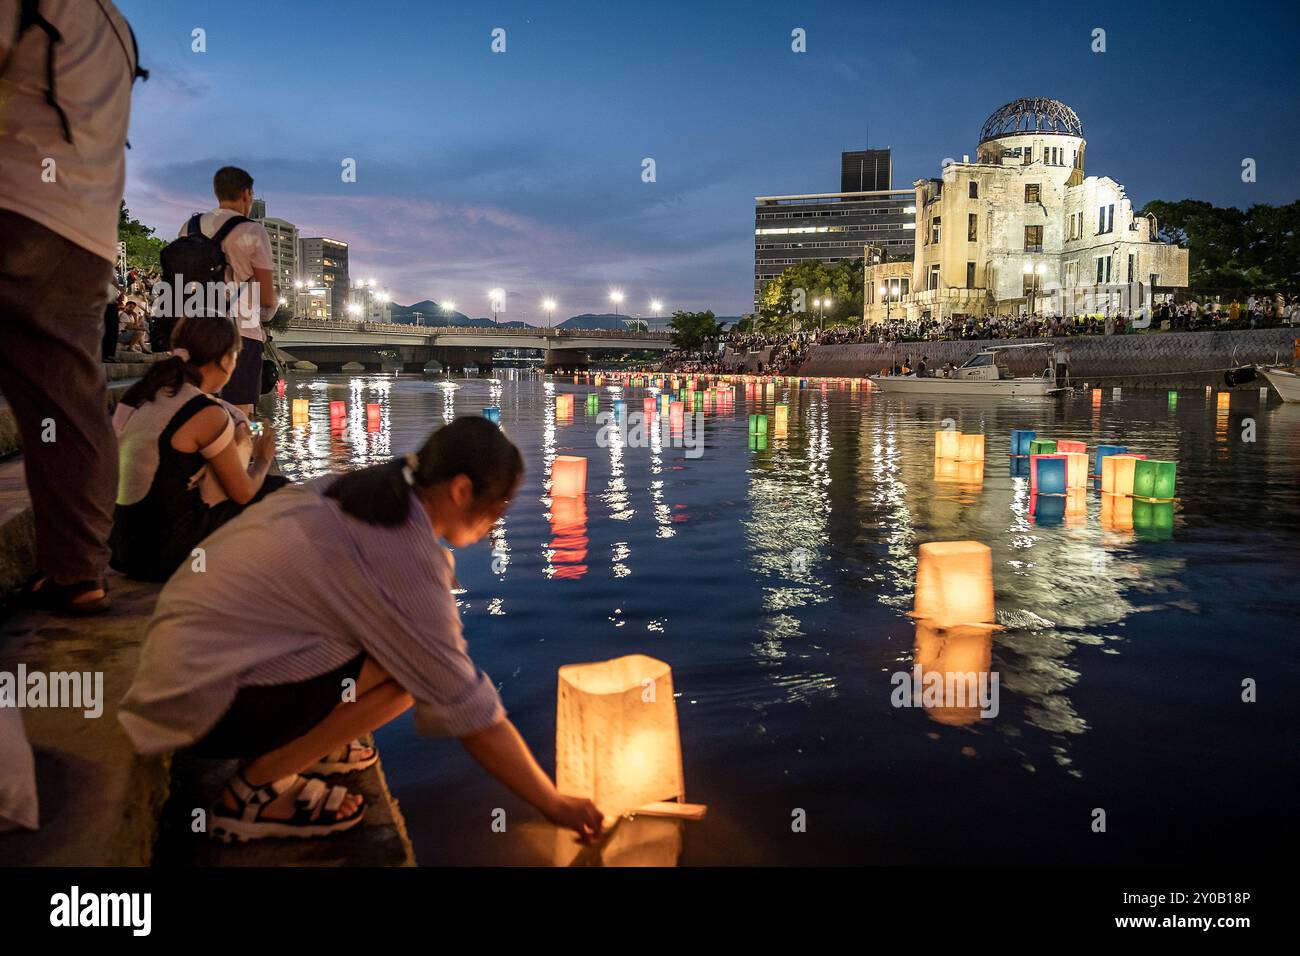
[162,166,277,416]
[0,0,146,614]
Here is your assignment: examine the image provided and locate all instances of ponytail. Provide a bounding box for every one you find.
[326,417,524,527]
[121,315,241,407]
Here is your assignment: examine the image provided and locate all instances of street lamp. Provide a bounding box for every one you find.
[489,288,505,325]
[650,299,662,317]
[879,284,892,325]
[542,297,557,328]
[609,289,624,317]
[1024,261,1047,315]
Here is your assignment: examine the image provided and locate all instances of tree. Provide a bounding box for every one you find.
[668,309,725,352]
[757,257,863,330]
[118,202,166,272]
[1139,199,1299,292]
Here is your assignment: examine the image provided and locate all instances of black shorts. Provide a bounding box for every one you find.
[188,655,366,760]
[220,335,264,405]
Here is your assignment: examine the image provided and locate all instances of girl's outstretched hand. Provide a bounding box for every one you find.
[546,794,605,843]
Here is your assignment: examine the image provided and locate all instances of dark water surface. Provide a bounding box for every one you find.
[271,373,1298,865]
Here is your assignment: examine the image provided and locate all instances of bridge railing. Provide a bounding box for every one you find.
[284,317,671,340]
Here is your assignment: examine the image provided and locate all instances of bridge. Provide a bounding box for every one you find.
[273,318,674,371]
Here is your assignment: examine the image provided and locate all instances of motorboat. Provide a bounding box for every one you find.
[868,343,1067,396]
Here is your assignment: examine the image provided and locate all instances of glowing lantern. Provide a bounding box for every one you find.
[555,393,574,419]
[328,400,346,427]
[552,456,587,497]
[1092,388,1102,406]
[1010,430,1036,456]
[1028,438,1057,456]
[291,399,309,425]
[1064,452,1089,490]
[1217,391,1230,410]
[555,655,686,819]
[482,406,501,424]
[1133,459,1177,500]
[643,396,656,418]
[774,404,789,430]
[1094,444,1128,476]
[1033,455,1068,496]
[1101,453,1145,496]
[366,403,382,431]
[1167,390,1178,408]
[1113,387,1122,398]
[669,401,684,431]
[613,399,626,418]
[958,434,985,461]
[586,392,599,415]
[276,379,286,398]
[748,413,767,435]
[934,429,961,458]
[911,541,996,629]
[1057,439,1086,455]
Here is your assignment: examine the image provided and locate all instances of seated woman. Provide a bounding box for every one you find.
[110,315,286,582]
[118,418,603,844]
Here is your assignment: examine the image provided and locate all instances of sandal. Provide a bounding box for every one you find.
[24,576,111,616]
[306,738,379,776]
[210,770,365,843]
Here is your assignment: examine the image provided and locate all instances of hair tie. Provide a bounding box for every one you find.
[172,347,190,362]
[401,451,419,487]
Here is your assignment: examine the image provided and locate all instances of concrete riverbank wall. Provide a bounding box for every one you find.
[796,328,1297,390]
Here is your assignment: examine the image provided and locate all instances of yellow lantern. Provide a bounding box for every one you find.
[958,433,985,461]
[551,455,587,497]
[556,654,686,819]
[934,429,961,458]
[1064,452,1089,490]
[911,541,996,629]
[555,393,574,419]
[291,398,309,425]
[1102,454,1142,496]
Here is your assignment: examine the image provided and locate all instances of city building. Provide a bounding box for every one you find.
[870,98,1189,326]
[249,199,299,300]
[346,279,392,324]
[298,236,350,320]
[841,148,892,193]
[755,147,916,308]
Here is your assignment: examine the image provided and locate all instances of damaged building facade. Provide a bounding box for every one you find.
[864,98,1189,326]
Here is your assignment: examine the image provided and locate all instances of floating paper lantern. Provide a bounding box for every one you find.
[482,406,501,424]
[555,393,574,419]
[1167,391,1178,408]
[1010,429,1036,456]
[329,400,346,427]
[586,392,599,415]
[958,434,985,461]
[1101,453,1145,496]
[555,654,685,819]
[748,413,767,435]
[1028,438,1057,456]
[774,404,789,429]
[1133,459,1176,500]
[1094,444,1128,476]
[276,379,286,397]
[1030,453,1066,495]
[1113,387,1122,398]
[1036,456,1068,495]
[552,455,587,497]
[1217,391,1230,410]
[911,541,996,629]
[1056,439,1086,455]
[1064,452,1089,490]
[668,401,684,431]
[934,429,961,458]
[643,397,656,418]
[291,398,309,425]
[1092,388,1102,406]
[366,403,382,431]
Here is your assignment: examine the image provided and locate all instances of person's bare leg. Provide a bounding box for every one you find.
[227,659,413,820]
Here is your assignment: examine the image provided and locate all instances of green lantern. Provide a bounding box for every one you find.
[749,413,768,435]
[1028,439,1057,455]
[586,392,599,415]
[1133,459,1176,499]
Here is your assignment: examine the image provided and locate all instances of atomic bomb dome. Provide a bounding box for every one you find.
[978,98,1083,144]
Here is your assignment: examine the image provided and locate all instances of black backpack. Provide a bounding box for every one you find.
[157,213,251,318]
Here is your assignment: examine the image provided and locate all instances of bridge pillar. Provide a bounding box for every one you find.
[545,348,590,371]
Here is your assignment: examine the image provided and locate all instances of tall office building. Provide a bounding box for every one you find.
[249,198,298,300]
[840,148,893,193]
[298,237,350,320]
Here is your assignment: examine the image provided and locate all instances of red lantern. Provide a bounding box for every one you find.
[366,403,382,432]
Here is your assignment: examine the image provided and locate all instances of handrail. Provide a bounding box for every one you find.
[283,318,671,339]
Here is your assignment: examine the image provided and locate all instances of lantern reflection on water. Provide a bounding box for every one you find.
[912,622,994,726]
[328,400,346,428]
[1133,498,1175,539]
[551,455,587,497]
[547,494,588,579]
[1100,491,1134,531]
[556,655,686,819]
[911,541,996,630]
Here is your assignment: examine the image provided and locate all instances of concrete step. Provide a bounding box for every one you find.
[0,372,137,458]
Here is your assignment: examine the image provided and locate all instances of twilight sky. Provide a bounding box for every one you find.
[118,0,1299,321]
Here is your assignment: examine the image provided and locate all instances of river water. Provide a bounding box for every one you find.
[270,372,1298,866]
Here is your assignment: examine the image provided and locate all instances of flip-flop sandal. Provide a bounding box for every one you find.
[306,738,379,776]
[24,576,111,616]
[210,770,365,843]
